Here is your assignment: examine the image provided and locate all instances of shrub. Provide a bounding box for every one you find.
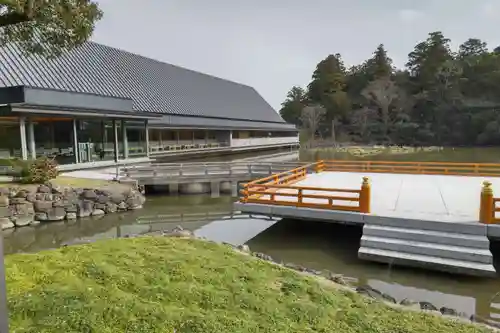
[21,157,59,184]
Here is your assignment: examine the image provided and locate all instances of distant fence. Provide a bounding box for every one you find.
[322,160,500,177]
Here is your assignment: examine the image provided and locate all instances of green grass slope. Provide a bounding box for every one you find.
[5,237,491,333]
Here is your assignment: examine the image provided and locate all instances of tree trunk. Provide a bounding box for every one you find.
[331,119,336,145]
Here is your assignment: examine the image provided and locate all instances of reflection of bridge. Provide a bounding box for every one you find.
[235,160,500,277]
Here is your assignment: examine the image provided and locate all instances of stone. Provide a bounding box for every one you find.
[41,193,53,201]
[77,200,94,218]
[34,200,53,212]
[13,202,34,215]
[163,229,193,238]
[52,200,65,208]
[10,197,27,204]
[11,215,34,227]
[25,193,37,203]
[37,185,51,193]
[0,196,9,207]
[253,252,273,261]
[0,217,14,230]
[29,220,41,226]
[46,207,66,221]
[81,190,97,200]
[64,204,78,213]
[0,188,9,196]
[15,190,28,198]
[237,244,250,253]
[356,285,395,303]
[91,209,105,216]
[0,207,11,218]
[51,186,64,194]
[96,195,110,204]
[66,212,77,220]
[110,194,126,204]
[419,301,438,311]
[127,204,143,210]
[125,193,143,209]
[117,202,128,211]
[105,203,118,214]
[440,307,458,316]
[94,203,106,210]
[35,212,48,221]
[328,273,348,285]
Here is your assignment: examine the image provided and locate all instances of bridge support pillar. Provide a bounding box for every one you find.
[168,183,179,194]
[211,181,220,198]
[231,181,238,197]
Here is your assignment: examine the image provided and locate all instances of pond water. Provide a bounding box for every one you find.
[4,147,500,324]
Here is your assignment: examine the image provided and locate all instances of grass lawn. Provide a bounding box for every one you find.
[5,237,491,333]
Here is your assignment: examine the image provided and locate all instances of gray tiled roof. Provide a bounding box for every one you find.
[0,42,287,125]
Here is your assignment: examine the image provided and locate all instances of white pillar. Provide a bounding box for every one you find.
[113,120,119,162]
[72,119,79,163]
[121,120,129,159]
[229,130,233,147]
[19,117,28,160]
[27,119,36,159]
[145,120,150,157]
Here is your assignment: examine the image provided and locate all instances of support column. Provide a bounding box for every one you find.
[145,120,150,157]
[229,130,233,147]
[121,120,129,159]
[113,120,119,162]
[19,117,28,160]
[72,119,79,164]
[27,119,36,159]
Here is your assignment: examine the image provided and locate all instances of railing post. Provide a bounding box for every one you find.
[359,176,371,213]
[315,160,324,173]
[298,189,303,205]
[480,181,494,224]
[241,184,249,203]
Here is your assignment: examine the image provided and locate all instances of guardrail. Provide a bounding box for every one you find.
[480,181,500,224]
[121,162,307,178]
[323,160,500,177]
[240,162,370,213]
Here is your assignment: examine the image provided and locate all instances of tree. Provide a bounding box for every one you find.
[365,44,393,80]
[458,38,488,58]
[307,54,350,139]
[300,105,325,142]
[279,86,306,126]
[0,0,103,57]
[362,77,400,138]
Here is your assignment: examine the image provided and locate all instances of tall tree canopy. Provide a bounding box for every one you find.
[0,0,103,57]
[281,31,500,146]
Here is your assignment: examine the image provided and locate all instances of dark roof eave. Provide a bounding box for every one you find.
[11,104,162,120]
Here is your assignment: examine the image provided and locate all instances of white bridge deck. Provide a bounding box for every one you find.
[274,171,500,223]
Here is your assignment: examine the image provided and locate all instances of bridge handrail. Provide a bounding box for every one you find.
[121,161,306,178]
[241,178,370,213]
[323,160,500,177]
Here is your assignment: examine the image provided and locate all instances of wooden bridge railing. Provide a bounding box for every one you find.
[479,181,500,224]
[322,160,500,177]
[241,161,371,213]
[121,162,307,178]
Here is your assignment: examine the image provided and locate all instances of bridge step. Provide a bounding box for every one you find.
[363,225,490,249]
[359,222,496,277]
[358,247,497,277]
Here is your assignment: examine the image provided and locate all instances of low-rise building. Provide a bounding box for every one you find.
[0,42,298,169]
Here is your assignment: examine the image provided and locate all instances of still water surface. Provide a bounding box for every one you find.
[5,147,500,323]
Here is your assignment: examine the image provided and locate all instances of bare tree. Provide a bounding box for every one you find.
[362,76,400,137]
[300,105,326,143]
[350,107,378,142]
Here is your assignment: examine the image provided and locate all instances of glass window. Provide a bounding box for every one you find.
[33,118,76,165]
[77,119,116,162]
[0,117,21,160]
[125,120,147,158]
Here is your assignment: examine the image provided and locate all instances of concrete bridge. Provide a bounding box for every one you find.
[234,160,500,277]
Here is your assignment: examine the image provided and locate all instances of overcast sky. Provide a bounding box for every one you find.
[92,0,500,110]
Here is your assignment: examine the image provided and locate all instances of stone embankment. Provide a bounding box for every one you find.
[0,184,145,230]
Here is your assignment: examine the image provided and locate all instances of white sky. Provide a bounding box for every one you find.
[91,0,500,110]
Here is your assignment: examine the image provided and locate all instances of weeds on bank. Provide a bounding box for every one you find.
[5,237,492,333]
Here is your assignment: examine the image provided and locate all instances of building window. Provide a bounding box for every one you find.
[126,121,147,157]
[33,118,76,165]
[0,117,21,160]
[77,119,116,162]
